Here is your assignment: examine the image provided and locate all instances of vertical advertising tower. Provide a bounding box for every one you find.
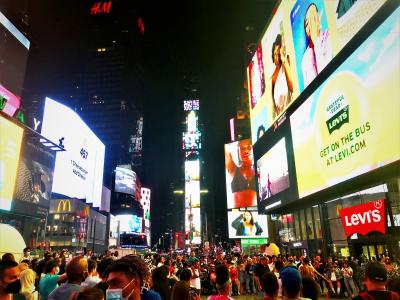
[182,100,201,245]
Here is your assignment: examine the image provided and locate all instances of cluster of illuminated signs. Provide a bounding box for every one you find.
[183,100,201,244]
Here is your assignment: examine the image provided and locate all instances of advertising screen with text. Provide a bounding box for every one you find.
[115,167,136,195]
[41,98,105,206]
[0,116,23,211]
[290,8,400,198]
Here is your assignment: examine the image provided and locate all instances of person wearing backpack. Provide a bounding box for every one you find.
[352,262,399,300]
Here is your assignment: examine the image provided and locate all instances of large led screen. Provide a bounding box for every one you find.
[228,210,268,239]
[290,8,400,198]
[0,11,30,98]
[115,167,136,195]
[257,138,290,202]
[185,180,200,208]
[290,0,333,92]
[0,116,23,211]
[41,98,105,206]
[185,207,201,244]
[116,214,142,233]
[225,139,257,209]
[140,188,151,228]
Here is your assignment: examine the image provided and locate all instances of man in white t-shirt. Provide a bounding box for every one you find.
[190,260,201,291]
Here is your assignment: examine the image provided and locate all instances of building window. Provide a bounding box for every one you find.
[299,210,306,241]
[306,208,314,240]
[313,206,322,239]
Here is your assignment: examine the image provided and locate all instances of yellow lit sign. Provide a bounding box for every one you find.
[56,199,72,213]
[0,116,23,211]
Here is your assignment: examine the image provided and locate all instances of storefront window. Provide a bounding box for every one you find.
[306,208,314,240]
[329,218,347,242]
[299,210,306,241]
[327,200,341,219]
[294,211,301,240]
[313,206,322,239]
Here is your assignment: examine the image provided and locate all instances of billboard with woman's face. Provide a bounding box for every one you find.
[228,210,268,239]
[225,139,257,209]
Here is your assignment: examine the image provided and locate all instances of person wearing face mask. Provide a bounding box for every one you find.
[39,259,67,300]
[0,259,21,300]
[47,256,87,300]
[104,255,161,300]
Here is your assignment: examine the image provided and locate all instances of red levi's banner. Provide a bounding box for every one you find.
[339,200,386,238]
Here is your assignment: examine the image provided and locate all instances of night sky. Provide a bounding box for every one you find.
[4,0,274,244]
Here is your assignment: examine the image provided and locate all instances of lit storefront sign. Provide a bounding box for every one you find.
[57,199,72,213]
[339,200,386,237]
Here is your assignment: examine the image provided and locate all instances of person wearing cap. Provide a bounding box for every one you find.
[280,267,310,300]
[352,262,399,300]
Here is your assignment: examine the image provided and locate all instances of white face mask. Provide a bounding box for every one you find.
[106,279,135,300]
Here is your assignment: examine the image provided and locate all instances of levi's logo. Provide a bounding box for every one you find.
[344,209,381,226]
[339,200,385,237]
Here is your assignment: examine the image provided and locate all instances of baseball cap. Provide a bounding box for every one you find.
[365,262,387,282]
[281,267,302,295]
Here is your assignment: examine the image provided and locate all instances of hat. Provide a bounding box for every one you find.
[281,267,302,295]
[365,262,387,282]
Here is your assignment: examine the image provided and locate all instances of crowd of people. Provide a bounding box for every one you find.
[0,247,399,300]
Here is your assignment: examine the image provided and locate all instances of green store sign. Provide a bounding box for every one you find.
[241,238,268,245]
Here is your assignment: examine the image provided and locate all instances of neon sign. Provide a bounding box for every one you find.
[90,1,112,15]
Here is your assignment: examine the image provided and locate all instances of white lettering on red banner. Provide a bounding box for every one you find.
[339,200,385,237]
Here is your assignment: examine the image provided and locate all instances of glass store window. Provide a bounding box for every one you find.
[294,211,302,240]
[313,206,322,239]
[306,208,314,240]
[299,210,306,241]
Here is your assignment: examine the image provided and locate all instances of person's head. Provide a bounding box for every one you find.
[87,259,97,276]
[179,268,192,282]
[364,262,387,290]
[23,248,31,258]
[191,259,199,269]
[238,139,253,165]
[387,278,400,295]
[275,260,284,272]
[20,269,36,292]
[272,34,282,66]
[66,256,88,284]
[1,253,15,262]
[303,257,310,265]
[190,251,195,258]
[75,287,104,300]
[44,259,60,275]
[105,255,149,299]
[113,251,119,258]
[243,210,254,225]
[215,265,231,296]
[97,258,114,280]
[0,259,21,294]
[385,258,391,265]
[304,3,320,46]
[18,262,29,272]
[343,261,348,268]
[301,277,321,300]
[151,266,168,286]
[260,256,268,266]
[261,272,279,297]
[281,267,302,298]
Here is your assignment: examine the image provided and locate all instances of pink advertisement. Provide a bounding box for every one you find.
[0,84,20,117]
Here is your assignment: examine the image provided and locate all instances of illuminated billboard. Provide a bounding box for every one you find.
[248,0,388,143]
[100,186,111,212]
[290,8,400,198]
[0,116,23,211]
[225,139,257,209]
[40,97,105,207]
[140,188,151,228]
[257,138,290,202]
[183,100,200,111]
[116,214,142,233]
[185,207,201,244]
[182,132,201,150]
[0,11,30,98]
[228,210,268,239]
[115,167,136,195]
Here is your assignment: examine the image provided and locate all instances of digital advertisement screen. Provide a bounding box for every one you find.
[249,44,265,109]
[140,188,151,228]
[115,167,136,195]
[116,214,143,233]
[182,132,201,150]
[0,116,23,211]
[290,0,333,92]
[228,210,268,239]
[185,207,201,244]
[225,139,257,209]
[185,160,200,181]
[257,138,290,202]
[41,97,105,207]
[0,84,20,118]
[185,180,200,208]
[0,11,30,98]
[290,8,400,198]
